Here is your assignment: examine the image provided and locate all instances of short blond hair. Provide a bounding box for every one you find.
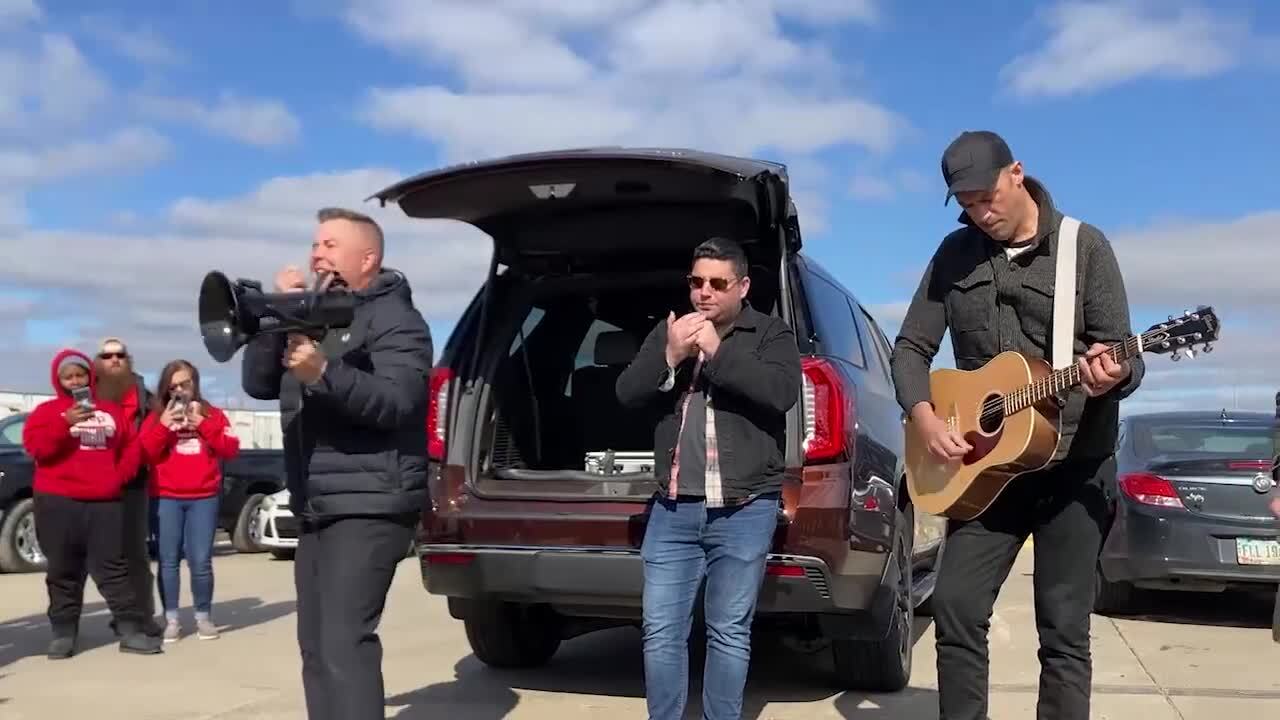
[317,206,384,254]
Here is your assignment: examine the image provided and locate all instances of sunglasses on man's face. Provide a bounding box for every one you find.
[686,274,737,292]
[98,352,127,360]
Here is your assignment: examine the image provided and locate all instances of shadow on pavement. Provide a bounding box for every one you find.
[0,595,295,670]
[1102,587,1277,629]
[388,618,939,719]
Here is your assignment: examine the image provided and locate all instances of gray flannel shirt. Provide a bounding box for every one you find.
[889,176,1145,462]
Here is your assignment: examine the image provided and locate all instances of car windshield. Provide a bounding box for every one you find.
[1136,422,1276,459]
[0,415,23,447]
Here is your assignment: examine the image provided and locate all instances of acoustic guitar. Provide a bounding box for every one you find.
[904,307,1221,521]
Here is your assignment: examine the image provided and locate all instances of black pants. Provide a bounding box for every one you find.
[932,456,1110,720]
[295,513,416,720]
[121,483,156,618]
[34,493,145,627]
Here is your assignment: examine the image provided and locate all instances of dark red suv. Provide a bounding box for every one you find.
[371,147,946,691]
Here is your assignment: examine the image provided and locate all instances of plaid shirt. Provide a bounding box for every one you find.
[661,351,753,508]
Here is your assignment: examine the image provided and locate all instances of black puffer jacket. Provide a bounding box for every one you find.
[241,269,433,519]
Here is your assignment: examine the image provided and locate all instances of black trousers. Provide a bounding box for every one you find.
[121,483,156,618]
[34,493,145,627]
[295,513,416,720]
[932,455,1111,720]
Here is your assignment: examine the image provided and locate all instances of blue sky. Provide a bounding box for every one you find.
[2,0,1277,415]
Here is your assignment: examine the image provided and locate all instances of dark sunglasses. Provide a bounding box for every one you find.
[686,274,737,292]
[98,352,127,360]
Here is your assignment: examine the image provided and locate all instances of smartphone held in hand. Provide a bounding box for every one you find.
[71,386,93,410]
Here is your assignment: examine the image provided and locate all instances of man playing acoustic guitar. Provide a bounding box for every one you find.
[890,130,1145,720]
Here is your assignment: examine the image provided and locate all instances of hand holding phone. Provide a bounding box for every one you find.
[71,386,93,409]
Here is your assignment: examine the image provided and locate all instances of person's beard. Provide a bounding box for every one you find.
[95,363,134,403]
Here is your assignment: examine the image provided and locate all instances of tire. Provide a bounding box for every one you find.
[230,493,267,553]
[0,497,46,573]
[915,532,945,618]
[1093,564,1136,615]
[463,600,563,669]
[831,504,914,692]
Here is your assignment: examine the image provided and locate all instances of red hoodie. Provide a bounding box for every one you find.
[139,403,240,499]
[22,349,142,501]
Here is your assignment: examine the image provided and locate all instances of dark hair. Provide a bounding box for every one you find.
[150,359,211,415]
[691,236,749,279]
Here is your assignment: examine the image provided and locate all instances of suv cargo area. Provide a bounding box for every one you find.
[373,147,944,692]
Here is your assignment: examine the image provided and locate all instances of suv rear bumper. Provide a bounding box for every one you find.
[418,543,891,621]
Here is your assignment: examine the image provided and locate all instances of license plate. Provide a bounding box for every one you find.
[1235,538,1280,565]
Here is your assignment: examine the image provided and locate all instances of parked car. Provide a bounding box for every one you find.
[372,147,946,691]
[1096,409,1280,613]
[0,411,286,572]
[256,488,299,560]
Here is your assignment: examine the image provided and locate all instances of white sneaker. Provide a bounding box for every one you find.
[162,620,180,643]
[195,617,219,640]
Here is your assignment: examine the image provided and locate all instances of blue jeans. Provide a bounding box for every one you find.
[155,496,219,617]
[641,492,779,720]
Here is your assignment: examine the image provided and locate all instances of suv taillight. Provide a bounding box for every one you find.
[426,367,453,461]
[801,357,852,464]
[1118,472,1184,509]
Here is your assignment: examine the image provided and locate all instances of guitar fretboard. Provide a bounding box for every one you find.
[1000,328,1156,415]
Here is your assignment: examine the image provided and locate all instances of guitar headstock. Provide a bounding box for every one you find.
[1142,306,1220,361]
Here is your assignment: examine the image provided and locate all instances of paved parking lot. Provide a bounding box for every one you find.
[1,541,1277,719]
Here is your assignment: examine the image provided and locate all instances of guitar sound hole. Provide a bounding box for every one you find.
[978,393,1005,434]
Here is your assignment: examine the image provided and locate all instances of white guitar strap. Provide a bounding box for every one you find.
[1052,216,1081,369]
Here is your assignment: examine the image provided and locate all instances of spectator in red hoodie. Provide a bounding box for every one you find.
[139,359,240,643]
[22,349,163,658]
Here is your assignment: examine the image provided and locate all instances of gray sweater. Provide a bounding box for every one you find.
[889,177,1144,462]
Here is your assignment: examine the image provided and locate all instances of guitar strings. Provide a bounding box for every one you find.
[976,325,1177,424]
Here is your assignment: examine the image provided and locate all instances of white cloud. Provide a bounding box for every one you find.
[1001,1,1255,98]
[0,0,39,28]
[1109,210,1280,315]
[135,92,302,147]
[78,13,184,66]
[849,169,930,202]
[0,126,171,188]
[774,0,878,25]
[0,168,491,399]
[344,0,598,90]
[348,0,904,172]
[0,33,110,135]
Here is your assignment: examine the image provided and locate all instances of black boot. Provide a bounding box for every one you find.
[115,619,163,655]
[47,622,78,660]
[109,616,163,638]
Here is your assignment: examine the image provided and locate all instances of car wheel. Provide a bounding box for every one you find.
[830,504,914,692]
[1093,563,1136,615]
[231,493,267,553]
[0,498,46,573]
[915,531,945,618]
[463,599,563,669]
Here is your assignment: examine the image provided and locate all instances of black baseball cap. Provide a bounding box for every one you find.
[941,130,1015,205]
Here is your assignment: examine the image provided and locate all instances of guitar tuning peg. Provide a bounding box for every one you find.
[1184,348,1195,359]
[1203,342,1214,353]
[1171,350,1182,361]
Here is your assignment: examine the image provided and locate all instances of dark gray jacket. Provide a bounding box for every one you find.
[241,269,433,519]
[616,304,801,500]
[890,177,1144,462]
